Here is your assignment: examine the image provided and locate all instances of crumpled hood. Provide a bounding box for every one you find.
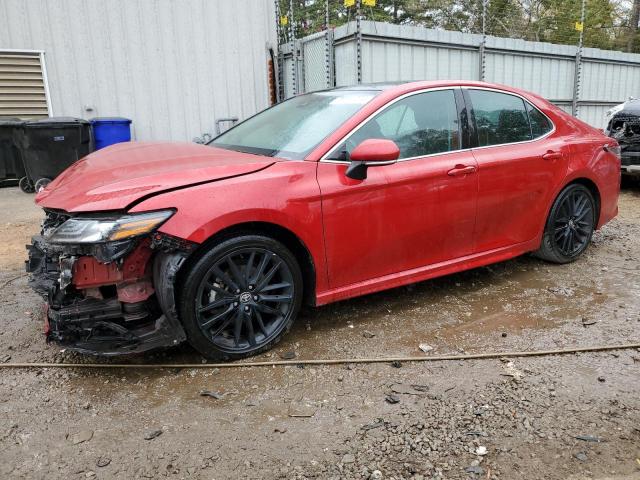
[616,98,640,117]
[36,142,276,212]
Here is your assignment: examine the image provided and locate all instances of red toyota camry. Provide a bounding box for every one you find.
[27,81,620,359]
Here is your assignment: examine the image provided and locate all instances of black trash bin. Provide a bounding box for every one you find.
[21,117,93,192]
[0,117,29,191]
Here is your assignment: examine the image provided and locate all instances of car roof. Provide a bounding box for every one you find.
[326,80,552,110]
[330,82,406,92]
[329,80,529,97]
[614,98,640,117]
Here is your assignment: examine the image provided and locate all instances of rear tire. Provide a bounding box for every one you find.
[534,183,596,264]
[179,235,303,360]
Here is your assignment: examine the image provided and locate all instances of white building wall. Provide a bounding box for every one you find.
[0,0,277,141]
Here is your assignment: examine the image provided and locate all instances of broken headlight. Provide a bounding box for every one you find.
[45,210,175,244]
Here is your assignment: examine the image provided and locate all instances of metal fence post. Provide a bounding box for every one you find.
[274,0,284,102]
[572,0,586,117]
[356,0,362,84]
[289,0,297,96]
[479,0,487,81]
[298,39,305,93]
[325,0,334,88]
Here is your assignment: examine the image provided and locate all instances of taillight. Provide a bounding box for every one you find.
[604,144,621,158]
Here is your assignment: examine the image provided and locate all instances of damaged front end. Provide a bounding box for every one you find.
[606,100,640,176]
[26,209,194,355]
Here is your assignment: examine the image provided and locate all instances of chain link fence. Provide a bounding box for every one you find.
[302,31,333,92]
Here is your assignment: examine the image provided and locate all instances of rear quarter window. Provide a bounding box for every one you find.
[526,102,553,138]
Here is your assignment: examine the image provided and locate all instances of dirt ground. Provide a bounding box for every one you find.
[0,184,639,480]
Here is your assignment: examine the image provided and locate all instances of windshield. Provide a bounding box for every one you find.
[210,90,378,159]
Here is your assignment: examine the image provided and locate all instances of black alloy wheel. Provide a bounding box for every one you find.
[535,183,596,263]
[180,235,303,360]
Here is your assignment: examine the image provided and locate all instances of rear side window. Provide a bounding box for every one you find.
[329,89,460,160]
[526,102,553,138]
[468,90,532,146]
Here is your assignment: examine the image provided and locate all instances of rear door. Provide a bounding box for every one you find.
[465,88,568,252]
[317,88,479,289]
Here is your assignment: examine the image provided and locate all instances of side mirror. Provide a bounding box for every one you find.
[345,139,400,180]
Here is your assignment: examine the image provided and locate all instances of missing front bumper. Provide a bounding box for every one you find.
[608,114,640,175]
[26,234,190,356]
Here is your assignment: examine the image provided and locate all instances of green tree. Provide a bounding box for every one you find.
[628,0,640,51]
[531,0,617,49]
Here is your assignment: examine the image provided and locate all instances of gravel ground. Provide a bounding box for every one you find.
[0,184,639,480]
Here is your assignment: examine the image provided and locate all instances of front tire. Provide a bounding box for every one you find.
[179,235,303,360]
[535,183,596,264]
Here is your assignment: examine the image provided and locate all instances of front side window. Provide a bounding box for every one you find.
[211,90,377,160]
[468,90,532,146]
[329,89,460,160]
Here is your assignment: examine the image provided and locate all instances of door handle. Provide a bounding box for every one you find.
[447,165,477,176]
[542,151,563,161]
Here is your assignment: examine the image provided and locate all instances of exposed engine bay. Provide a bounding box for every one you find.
[25,209,194,355]
[605,99,640,176]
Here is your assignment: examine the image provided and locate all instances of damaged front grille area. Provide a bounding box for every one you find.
[606,103,640,172]
[26,210,194,355]
[610,117,640,154]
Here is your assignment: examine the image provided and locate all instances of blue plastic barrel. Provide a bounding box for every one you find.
[90,117,132,150]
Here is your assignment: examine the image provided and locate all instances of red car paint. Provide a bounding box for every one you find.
[350,138,400,162]
[36,81,620,307]
[73,241,155,302]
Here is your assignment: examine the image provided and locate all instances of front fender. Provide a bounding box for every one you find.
[128,161,328,293]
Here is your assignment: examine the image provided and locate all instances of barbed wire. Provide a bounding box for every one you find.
[277,0,640,53]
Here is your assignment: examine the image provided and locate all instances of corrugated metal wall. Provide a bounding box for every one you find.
[293,21,640,129]
[483,40,577,102]
[0,0,277,141]
[336,23,481,85]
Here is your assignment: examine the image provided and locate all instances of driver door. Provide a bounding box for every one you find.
[317,88,479,289]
